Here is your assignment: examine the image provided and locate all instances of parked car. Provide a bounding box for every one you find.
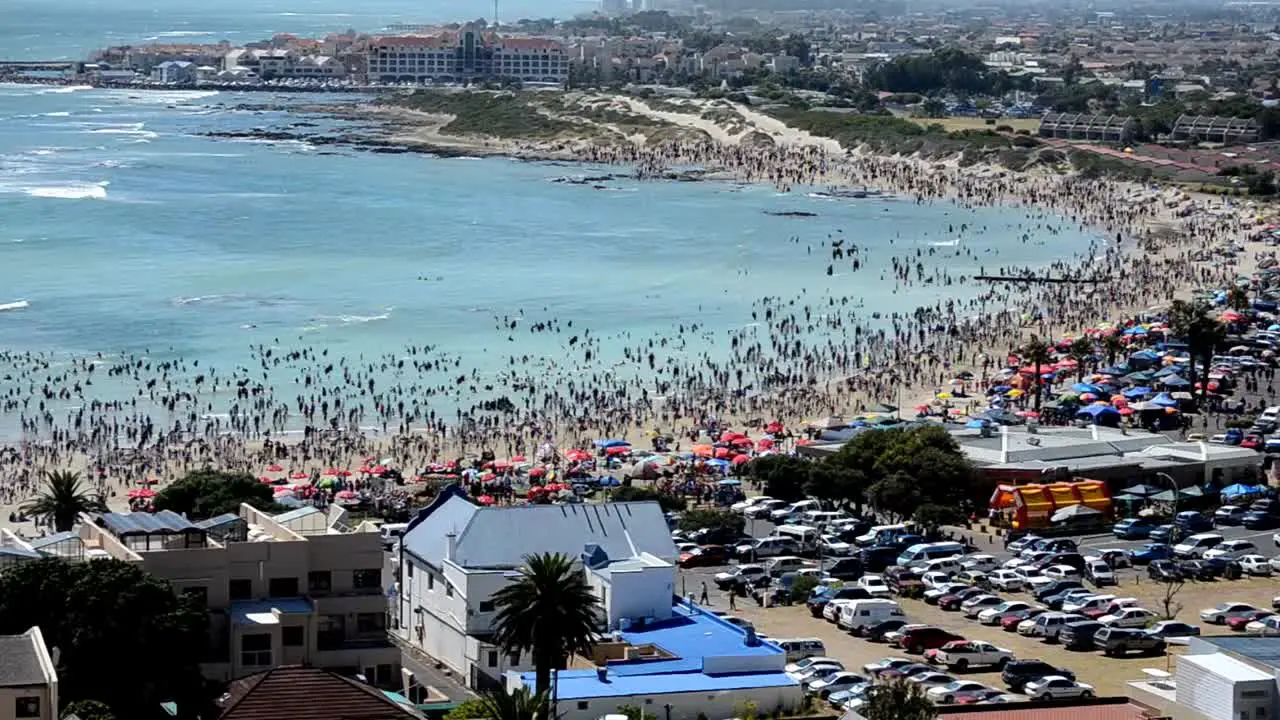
[1173,511,1213,534]
[824,558,865,581]
[1173,532,1225,559]
[857,575,893,598]
[714,564,769,590]
[1226,610,1274,632]
[1020,612,1085,641]
[1128,543,1173,565]
[1042,565,1081,582]
[926,640,1014,671]
[1001,607,1047,631]
[1083,598,1139,620]
[1145,621,1201,639]
[1001,660,1075,692]
[897,627,965,654]
[1177,559,1221,581]
[961,554,999,573]
[906,671,957,688]
[861,657,913,677]
[808,672,868,699]
[1243,511,1280,530]
[1214,505,1247,526]
[1204,539,1258,561]
[1148,559,1183,582]
[986,569,1026,592]
[978,601,1038,626]
[1112,518,1154,539]
[926,681,997,705]
[1201,602,1261,624]
[1148,525,1179,544]
[1061,594,1114,615]
[938,587,987,611]
[1246,616,1280,637]
[785,656,842,675]
[961,594,1006,618]
[1007,534,1043,553]
[679,544,731,568]
[1033,580,1084,604]
[1239,555,1273,576]
[1023,677,1095,700]
[808,586,873,617]
[1098,607,1159,629]
[924,583,969,605]
[1059,620,1105,650]
[1085,561,1116,587]
[863,619,911,642]
[1093,627,1165,656]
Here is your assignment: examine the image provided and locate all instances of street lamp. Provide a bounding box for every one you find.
[1156,472,1178,516]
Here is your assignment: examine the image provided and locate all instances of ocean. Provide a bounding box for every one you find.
[0,4,1105,439]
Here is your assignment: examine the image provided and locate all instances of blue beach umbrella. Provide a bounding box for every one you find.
[1150,393,1179,408]
[594,439,630,448]
[1071,382,1103,394]
[1122,386,1152,399]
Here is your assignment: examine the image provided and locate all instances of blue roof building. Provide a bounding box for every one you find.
[507,602,802,720]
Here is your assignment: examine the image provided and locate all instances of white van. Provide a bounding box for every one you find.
[838,599,904,631]
[379,523,409,547]
[919,557,963,576]
[801,511,848,529]
[775,637,827,662]
[1174,533,1225,559]
[856,523,910,547]
[897,541,965,568]
[774,524,821,552]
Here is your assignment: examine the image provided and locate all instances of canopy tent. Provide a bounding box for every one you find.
[1179,485,1204,498]
[1076,403,1121,426]
[1160,375,1192,388]
[1051,504,1103,523]
[1122,386,1153,399]
[1149,393,1179,408]
[1221,483,1268,498]
[1120,483,1162,497]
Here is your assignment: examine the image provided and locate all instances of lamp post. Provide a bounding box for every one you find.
[1156,472,1178,516]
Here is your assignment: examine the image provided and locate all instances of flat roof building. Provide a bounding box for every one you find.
[1172,115,1260,144]
[1129,636,1280,720]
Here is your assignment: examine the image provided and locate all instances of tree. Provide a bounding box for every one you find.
[20,470,107,532]
[152,469,279,520]
[1227,285,1251,311]
[610,485,686,512]
[782,35,812,66]
[746,455,810,502]
[475,687,548,720]
[0,558,206,719]
[677,508,745,535]
[1100,332,1126,368]
[492,553,602,718]
[804,460,868,514]
[867,472,922,520]
[829,425,978,517]
[1168,299,1227,408]
[861,678,937,720]
[1159,577,1184,620]
[913,503,963,532]
[1066,337,1094,381]
[790,573,820,600]
[1019,336,1053,410]
[61,700,115,720]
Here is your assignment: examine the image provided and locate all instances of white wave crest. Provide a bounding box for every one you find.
[24,181,108,200]
[0,300,29,312]
[930,239,960,247]
[37,86,92,94]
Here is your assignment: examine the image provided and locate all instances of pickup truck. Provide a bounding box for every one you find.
[1093,627,1165,657]
[925,640,1014,671]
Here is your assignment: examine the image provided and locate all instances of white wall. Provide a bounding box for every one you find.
[553,685,803,720]
[0,687,54,720]
[597,565,673,630]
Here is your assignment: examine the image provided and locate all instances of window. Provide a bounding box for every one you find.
[427,573,434,590]
[15,697,39,719]
[487,651,498,667]
[229,578,252,600]
[182,586,208,606]
[282,625,305,647]
[353,568,381,590]
[479,600,495,613]
[308,571,332,594]
[241,633,272,667]
[268,577,299,597]
[446,584,453,598]
[508,653,520,666]
[577,702,589,711]
[356,612,386,634]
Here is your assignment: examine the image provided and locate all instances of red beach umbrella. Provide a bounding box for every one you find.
[290,471,308,480]
[565,449,591,462]
[731,454,751,465]
[511,455,527,463]
[266,464,284,472]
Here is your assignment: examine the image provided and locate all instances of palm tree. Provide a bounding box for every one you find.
[1066,337,1094,381]
[492,552,602,719]
[1168,299,1227,408]
[1019,336,1053,410]
[477,687,548,720]
[20,470,107,532]
[861,678,937,720]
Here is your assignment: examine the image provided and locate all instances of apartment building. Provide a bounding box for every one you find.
[394,487,675,690]
[76,505,400,687]
[366,23,569,85]
[0,627,58,720]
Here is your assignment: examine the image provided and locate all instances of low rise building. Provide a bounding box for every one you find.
[78,505,399,687]
[215,665,431,720]
[0,627,58,720]
[507,601,802,720]
[152,60,196,84]
[367,24,568,85]
[1129,635,1280,720]
[394,487,675,690]
[1038,112,1137,143]
[1172,114,1260,144]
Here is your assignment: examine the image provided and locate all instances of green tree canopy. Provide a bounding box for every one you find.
[830,425,979,519]
[862,678,937,720]
[152,469,279,520]
[610,485,686,512]
[1169,299,1228,407]
[746,455,811,502]
[61,700,115,720]
[677,508,745,535]
[0,559,207,719]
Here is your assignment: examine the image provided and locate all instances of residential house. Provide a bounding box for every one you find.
[152,60,196,84]
[78,504,400,687]
[394,487,675,690]
[1172,114,1260,144]
[1037,112,1137,143]
[0,627,58,720]
[214,665,431,720]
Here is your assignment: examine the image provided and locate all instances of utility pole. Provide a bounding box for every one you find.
[493,0,499,27]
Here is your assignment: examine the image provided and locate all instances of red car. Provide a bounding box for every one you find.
[1228,610,1274,631]
[1242,434,1263,451]
[1002,608,1047,631]
[678,545,730,568]
[938,587,986,611]
[897,627,964,655]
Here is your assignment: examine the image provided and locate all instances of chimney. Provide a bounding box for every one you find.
[445,532,457,562]
[596,667,609,683]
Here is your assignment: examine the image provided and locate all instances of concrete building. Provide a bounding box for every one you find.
[367,24,569,85]
[152,60,196,84]
[77,504,399,687]
[1172,115,1261,144]
[395,487,675,690]
[0,627,58,720]
[507,601,802,720]
[1038,112,1138,143]
[1130,636,1280,720]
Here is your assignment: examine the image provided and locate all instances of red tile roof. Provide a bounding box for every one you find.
[218,666,424,720]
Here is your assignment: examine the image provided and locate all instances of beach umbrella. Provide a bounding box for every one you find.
[731,454,752,466]
[564,449,592,462]
[605,445,630,456]
[935,391,953,400]
[357,465,372,474]
[372,465,389,475]
[713,446,731,459]
[1121,483,1161,497]
[1119,407,1134,415]
[259,475,274,484]
[322,468,339,476]
[273,487,294,497]
[1071,382,1103,394]
[692,444,714,458]
[265,464,284,472]
[593,439,630,449]
[339,470,353,477]
[290,471,308,480]
[1079,392,1097,402]
[795,438,814,446]
[756,438,774,451]
[765,421,784,433]
[529,467,547,478]
[335,490,357,500]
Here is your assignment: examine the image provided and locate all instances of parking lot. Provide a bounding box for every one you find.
[676,520,1280,702]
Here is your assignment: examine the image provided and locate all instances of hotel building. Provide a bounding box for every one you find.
[367,23,568,84]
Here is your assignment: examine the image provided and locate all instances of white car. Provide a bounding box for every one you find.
[1024,676,1095,700]
[731,496,775,513]
[857,575,892,598]
[924,583,968,603]
[793,663,843,684]
[820,535,854,556]
[986,569,1026,592]
[1062,594,1114,614]
[1201,602,1260,624]
[1042,564,1081,581]
[1246,616,1280,637]
[714,564,767,588]
[922,571,952,589]
[786,656,840,675]
[906,671,956,688]
[961,554,999,572]
[1025,574,1056,591]
[927,681,996,704]
[1089,549,1132,568]
[1239,555,1273,576]
[978,601,1036,625]
[862,657,912,676]
[1099,607,1159,628]
[1205,540,1258,561]
[676,542,699,555]
[808,672,867,697]
[961,594,1004,618]
[1001,557,1032,569]
[824,599,857,623]
[1269,556,1280,573]
[1273,532,1280,548]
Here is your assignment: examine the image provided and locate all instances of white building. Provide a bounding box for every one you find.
[394,487,675,689]
[1130,636,1280,720]
[0,627,58,720]
[367,24,569,85]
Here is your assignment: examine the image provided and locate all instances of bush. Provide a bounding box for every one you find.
[994,124,1013,133]
[678,508,744,534]
[611,485,687,512]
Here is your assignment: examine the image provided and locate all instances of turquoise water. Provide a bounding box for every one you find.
[0,0,1107,438]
